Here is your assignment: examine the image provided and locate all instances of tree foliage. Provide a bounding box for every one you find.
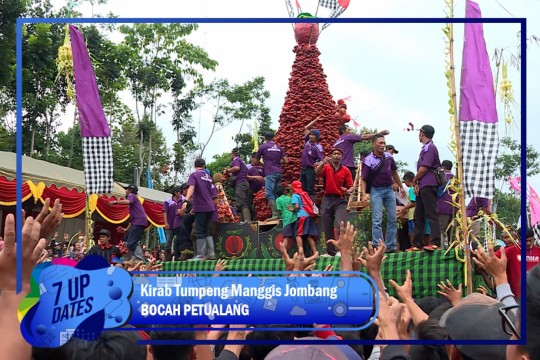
[495,136,540,180]
[192,76,271,158]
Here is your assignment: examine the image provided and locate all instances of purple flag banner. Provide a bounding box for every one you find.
[70,25,113,194]
[458,0,499,199]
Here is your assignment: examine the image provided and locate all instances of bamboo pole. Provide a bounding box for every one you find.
[446,0,474,294]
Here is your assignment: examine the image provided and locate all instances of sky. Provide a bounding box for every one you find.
[48,0,539,196]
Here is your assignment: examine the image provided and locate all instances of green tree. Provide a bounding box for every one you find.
[495,136,540,180]
[492,189,520,229]
[118,23,218,185]
[0,0,29,117]
[192,76,271,158]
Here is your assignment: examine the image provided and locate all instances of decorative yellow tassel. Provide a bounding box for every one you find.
[55,25,74,101]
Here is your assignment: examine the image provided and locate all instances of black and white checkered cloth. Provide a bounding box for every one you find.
[319,0,338,10]
[460,120,499,198]
[82,136,114,194]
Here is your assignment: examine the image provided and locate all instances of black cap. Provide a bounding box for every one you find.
[420,125,435,138]
[264,131,275,140]
[180,183,189,190]
[232,147,240,154]
[386,145,399,154]
[123,184,138,194]
[172,186,182,194]
[97,229,111,237]
[194,158,206,167]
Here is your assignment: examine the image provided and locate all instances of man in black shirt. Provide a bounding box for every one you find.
[86,229,121,264]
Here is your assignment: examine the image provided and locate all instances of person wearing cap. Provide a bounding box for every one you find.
[254,131,289,220]
[494,228,540,299]
[439,292,514,360]
[86,229,122,264]
[108,184,148,261]
[361,134,403,253]
[185,158,218,260]
[315,147,354,256]
[332,124,389,180]
[301,118,325,201]
[386,144,399,155]
[410,124,442,251]
[225,148,251,223]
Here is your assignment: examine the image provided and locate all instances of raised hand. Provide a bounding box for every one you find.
[34,198,63,240]
[0,214,47,293]
[389,269,414,302]
[437,279,462,306]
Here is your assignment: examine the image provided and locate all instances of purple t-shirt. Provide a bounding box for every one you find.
[301,135,324,168]
[255,141,287,175]
[417,140,441,189]
[247,164,264,192]
[127,193,148,227]
[333,134,364,168]
[361,152,397,188]
[437,172,456,215]
[163,196,179,228]
[466,197,490,217]
[173,195,186,229]
[230,156,248,183]
[187,169,218,212]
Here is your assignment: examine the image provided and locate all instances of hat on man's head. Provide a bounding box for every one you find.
[172,186,182,194]
[439,293,513,360]
[291,180,303,193]
[97,229,111,237]
[264,131,275,140]
[419,125,435,138]
[309,129,321,140]
[330,147,343,156]
[123,184,138,194]
[386,145,399,154]
[232,147,240,155]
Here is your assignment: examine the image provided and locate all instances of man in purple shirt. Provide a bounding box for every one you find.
[333,124,389,180]
[108,184,148,261]
[361,134,404,253]
[254,131,289,219]
[185,158,218,260]
[162,186,182,261]
[247,153,265,221]
[409,125,442,251]
[226,148,251,223]
[437,160,457,248]
[466,196,491,240]
[301,128,324,200]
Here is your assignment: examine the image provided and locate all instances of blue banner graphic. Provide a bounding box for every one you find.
[129,274,376,326]
[20,256,133,348]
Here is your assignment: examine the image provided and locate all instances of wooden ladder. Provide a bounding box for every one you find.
[347,160,369,211]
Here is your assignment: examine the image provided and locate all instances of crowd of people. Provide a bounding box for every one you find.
[0,199,538,360]
[1,116,538,359]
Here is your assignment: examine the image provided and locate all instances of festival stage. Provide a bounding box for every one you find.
[163,212,471,298]
[162,251,466,299]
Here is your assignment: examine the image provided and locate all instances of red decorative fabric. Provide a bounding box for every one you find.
[0,176,32,205]
[40,185,86,217]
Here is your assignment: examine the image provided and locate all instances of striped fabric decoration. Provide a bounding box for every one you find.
[459,0,499,199]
